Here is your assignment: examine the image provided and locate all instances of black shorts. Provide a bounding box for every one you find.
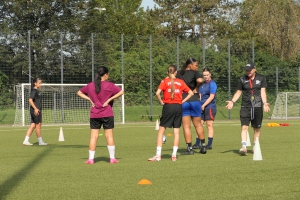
[30,112,42,124]
[201,107,217,121]
[160,104,182,128]
[240,107,263,128]
[90,117,114,129]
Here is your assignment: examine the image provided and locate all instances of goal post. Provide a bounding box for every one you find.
[271,92,300,120]
[14,83,125,126]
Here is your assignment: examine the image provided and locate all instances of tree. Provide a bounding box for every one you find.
[240,0,300,60]
[153,0,240,38]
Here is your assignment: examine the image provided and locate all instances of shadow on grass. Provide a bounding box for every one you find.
[0,147,54,200]
[0,113,7,122]
[37,143,106,149]
[221,149,252,155]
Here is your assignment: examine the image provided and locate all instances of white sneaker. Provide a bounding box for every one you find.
[239,147,247,155]
[23,141,33,146]
[39,141,48,146]
[148,155,161,162]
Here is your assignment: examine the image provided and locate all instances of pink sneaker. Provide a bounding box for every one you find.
[110,158,119,164]
[85,159,94,164]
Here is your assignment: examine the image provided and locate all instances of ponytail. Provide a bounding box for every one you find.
[94,66,109,94]
[168,65,177,99]
[31,77,41,90]
[181,58,197,75]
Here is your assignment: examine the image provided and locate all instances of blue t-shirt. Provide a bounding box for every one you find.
[199,80,217,108]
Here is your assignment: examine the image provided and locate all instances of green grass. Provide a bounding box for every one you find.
[1,120,300,199]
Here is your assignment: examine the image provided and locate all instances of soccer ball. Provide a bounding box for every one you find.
[163,135,166,144]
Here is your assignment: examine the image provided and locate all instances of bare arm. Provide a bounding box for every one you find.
[194,78,204,93]
[226,90,242,110]
[202,94,215,111]
[182,90,194,104]
[103,90,124,107]
[29,98,39,115]
[156,89,164,105]
[77,90,94,107]
[261,88,270,112]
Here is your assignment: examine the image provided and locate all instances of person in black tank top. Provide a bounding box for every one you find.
[176,58,207,155]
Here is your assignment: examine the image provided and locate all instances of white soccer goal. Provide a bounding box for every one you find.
[14,83,125,126]
[271,92,300,120]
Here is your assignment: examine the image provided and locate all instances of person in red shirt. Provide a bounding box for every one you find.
[148,65,194,162]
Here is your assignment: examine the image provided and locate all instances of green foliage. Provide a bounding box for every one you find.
[0,71,13,108]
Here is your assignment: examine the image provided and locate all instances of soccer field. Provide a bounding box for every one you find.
[1,121,300,199]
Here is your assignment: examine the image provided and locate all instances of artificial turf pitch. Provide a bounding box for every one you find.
[1,120,300,199]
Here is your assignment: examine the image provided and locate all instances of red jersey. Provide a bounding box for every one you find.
[158,77,190,104]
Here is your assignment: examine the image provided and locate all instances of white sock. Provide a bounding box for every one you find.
[107,146,115,159]
[38,137,43,143]
[24,136,30,142]
[89,150,95,160]
[172,146,178,157]
[156,146,162,156]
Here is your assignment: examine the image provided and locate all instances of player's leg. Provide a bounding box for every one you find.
[206,107,216,149]
[172,105,182,161]
[239,107,251,155]
[103,117,118,164]
[252,107,263,153]
[85,118,101,164]
[192,116,204,149]
[180,102,194,155]
[23,121,36,145]
[34,113,47,145]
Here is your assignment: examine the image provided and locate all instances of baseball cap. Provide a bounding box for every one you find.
[245,62,255,70]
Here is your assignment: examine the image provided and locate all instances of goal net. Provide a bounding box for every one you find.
[14,83,125,126]
[271,92,300,119]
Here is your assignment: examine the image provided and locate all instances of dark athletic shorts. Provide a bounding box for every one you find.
[240,107,263,128]
[90,117,114,129]
[201,107,217,121]
[160,104,182,128]
[30,112,42,124]
[182,101,202,117]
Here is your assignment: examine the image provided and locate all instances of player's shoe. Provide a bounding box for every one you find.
[171,156,177,161]
[23,141,33,146]
[148,155,161,162]
[192,144,200,149]
[38,141,48,146]
[110,158,119,164]
[85,159,94,164]
[239,147,247,155]
[206,146,212,150]
[199,145,207,154]
[180,150,194,155]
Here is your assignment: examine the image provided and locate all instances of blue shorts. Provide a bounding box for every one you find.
[201,107,217,121]
[182,101,202,117]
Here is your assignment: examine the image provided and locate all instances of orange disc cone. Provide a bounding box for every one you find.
[138,179,152,185]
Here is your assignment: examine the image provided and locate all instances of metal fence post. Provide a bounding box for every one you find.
[60,33,64,123]
[228,39,231,119]
[252,38,255,63]
[177,36,180,68]
[121,34,124,85]
[91,33,94,81]
[202,38,206,69]
[149,35,153,121]
[28,30,31,83]
[276,66,278,96]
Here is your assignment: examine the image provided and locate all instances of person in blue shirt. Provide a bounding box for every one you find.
[193,67,217,149]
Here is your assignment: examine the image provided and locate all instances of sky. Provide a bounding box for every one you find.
[140,0,156,9]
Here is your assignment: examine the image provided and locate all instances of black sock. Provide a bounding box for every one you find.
[186,143,192,151]
[200,139,206,146]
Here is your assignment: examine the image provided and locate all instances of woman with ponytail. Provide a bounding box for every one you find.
[148,65,193,162]
[176,58,207,155]
[23,78,48,146]
[77,66,124,165]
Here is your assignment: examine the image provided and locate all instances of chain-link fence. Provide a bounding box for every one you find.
[1,31,300,122]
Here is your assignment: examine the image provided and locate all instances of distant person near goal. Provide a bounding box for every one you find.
[77,66,124,165]
[23,78,48,146]
[226,61,270,155]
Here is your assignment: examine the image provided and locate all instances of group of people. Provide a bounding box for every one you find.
[22,59,270,164]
